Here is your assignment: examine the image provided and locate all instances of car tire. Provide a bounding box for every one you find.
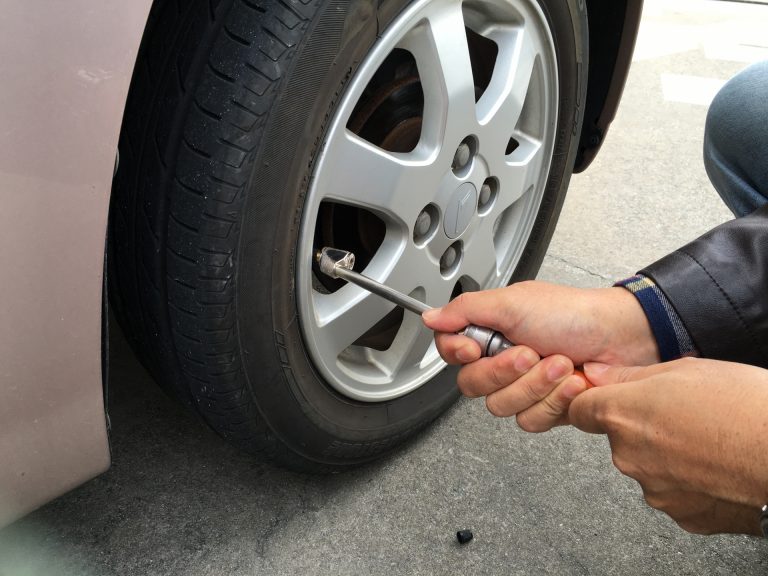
[109,0,588,471]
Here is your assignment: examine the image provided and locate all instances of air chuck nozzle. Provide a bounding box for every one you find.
[316,247,355,278]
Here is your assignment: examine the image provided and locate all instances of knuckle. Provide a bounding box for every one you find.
[611,452,637,478]
[456,369,480,398]
[489,362,509,391]
[520,379,541,403]
[642,491,665,510]
[485,394,507,418]
[516,411,545,433]
[615,366,636,383]
[451,292,474,312]
[593,396,619,431]
[675,519,711,535]
[521,372,553,404]
[541,393,566,420]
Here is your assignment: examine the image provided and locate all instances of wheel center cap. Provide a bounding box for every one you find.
[444,182,477,239]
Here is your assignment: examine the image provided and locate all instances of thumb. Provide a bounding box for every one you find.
[422,288,517,334]
[568,388,610,434]
[583,362,651,387]
[571,362,657,433]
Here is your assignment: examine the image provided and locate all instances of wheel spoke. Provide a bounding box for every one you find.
[460,221,502,286]
[400,0,478,149]
[313,287,396,359]
[386,243,452,309]
[477,26,538,132]
[475,26,544,210]
[318,130,436,222]
[491,133,545,213]
[378,312,437,375]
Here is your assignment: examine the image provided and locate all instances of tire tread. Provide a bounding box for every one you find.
[110,0,322,467]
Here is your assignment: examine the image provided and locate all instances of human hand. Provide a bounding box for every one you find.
[422,281,659,367]
[438,342,590,431]
[570,358,768,535]
[421,281,658,430]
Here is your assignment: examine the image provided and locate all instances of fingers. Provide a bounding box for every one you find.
[480,354,574,418]
[572,361,685,433]
[448,347,589,431]
[456,345,540,396]
[569,362,662,433]
[482,354,571,417]
[568,386,610,434]
[434,332,483,365]
[514,374,589,432]
[583,361,679,387]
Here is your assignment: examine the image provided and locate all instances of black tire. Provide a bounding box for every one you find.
[109,0,588,471]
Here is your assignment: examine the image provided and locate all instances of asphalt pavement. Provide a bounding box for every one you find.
[2,1,768,574]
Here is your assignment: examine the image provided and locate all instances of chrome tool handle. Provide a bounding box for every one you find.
[462,325,513,357]
[316,247,513,357]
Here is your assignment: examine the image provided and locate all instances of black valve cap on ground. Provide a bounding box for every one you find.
[456,529,473,544]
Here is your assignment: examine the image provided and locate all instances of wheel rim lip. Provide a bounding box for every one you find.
[296,0,558,402]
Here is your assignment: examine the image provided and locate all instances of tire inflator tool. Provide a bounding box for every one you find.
[316,247,594,388]
[316,247,513,357]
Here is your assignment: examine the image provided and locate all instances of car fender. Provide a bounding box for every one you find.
[576,0,643,172]
[0,0,153,527]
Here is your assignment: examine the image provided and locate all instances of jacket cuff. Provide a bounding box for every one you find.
[639,249,760,365]
[615,275,698,361]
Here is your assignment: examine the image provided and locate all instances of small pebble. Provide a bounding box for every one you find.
[456,529,473,544]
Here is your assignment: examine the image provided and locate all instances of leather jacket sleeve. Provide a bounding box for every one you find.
[639,204,768,368]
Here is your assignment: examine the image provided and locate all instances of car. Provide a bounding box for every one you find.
[0,0,642,526]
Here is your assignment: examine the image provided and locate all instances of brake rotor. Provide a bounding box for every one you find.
[347,74,424,153]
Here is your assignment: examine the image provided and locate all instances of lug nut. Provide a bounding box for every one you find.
[414,205,438,244]
[453,142,471,170]
[440,244,459,273]
[479,183,492,207]
[456,529,473,544]
[478,178,498,213]
[415,209,432,237]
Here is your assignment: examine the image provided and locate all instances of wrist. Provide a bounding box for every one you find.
[593,287,660,365]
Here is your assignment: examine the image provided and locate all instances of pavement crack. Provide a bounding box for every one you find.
[546,254,613,282]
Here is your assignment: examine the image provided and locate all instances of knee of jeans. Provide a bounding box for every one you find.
[704,83,736,163]
[703,94,730,191]
[704,62,768,170]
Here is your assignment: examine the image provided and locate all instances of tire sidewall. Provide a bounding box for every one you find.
[236,0,587,464]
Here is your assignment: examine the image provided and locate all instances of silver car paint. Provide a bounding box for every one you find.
[0,0,153,526]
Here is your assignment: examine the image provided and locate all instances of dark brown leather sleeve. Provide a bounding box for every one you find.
[639,204,768,368]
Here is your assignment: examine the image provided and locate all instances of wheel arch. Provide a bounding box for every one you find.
[575,0,643,172]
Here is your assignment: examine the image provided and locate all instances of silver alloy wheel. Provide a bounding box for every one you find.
[297,0,558,401]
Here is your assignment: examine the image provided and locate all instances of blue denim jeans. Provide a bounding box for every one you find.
[704,60,768,217]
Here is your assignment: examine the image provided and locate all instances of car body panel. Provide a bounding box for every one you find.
[0,0,153,526]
